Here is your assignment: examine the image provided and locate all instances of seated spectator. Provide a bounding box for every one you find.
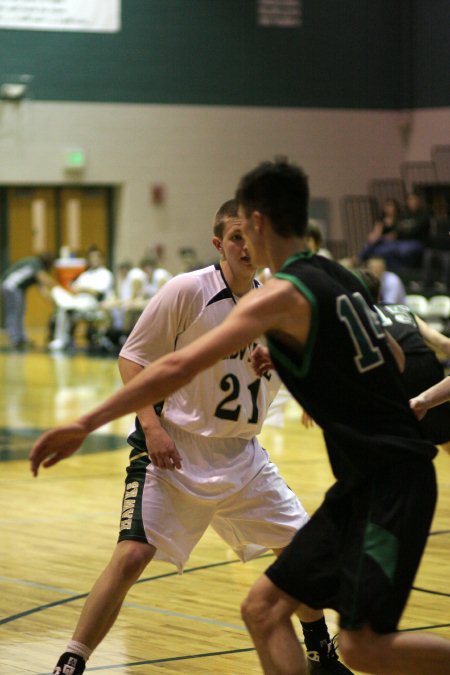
[360,196,429,272]
[304,220,333,259]
[399,192,430,241]
[101,256,173,349]
[366,198,403,244]
[178,247,202,272]
[1,252,56,350]
[102,259,154,334]
[142,257,173,298]
[49,248,114,351]
[258,222,332,283]
[365,256,406,304]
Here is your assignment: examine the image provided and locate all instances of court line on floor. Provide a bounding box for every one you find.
[412,586,450,598]
[34,647,257,675]
[2,532,449,627]
[33,623,450,675]
[0,556,272,627]
[0,574,245,631]
[3,553,448,674]
[402,622,450,632]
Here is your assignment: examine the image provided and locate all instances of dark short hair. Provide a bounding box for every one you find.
[213,199,239,238]
[235,158,309,238]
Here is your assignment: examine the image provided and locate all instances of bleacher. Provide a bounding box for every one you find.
[330,144,450,298]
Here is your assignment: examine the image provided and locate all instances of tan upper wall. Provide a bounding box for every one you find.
[0,101,448,273]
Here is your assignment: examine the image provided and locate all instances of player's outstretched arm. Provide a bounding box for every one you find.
[29,348,208,477]
[30,285,288,477]
[30,421,91,476]
[410,376,450,419]
[415,315,450,357]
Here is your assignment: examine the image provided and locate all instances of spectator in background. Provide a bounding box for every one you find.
[1,253,56,350]
[365,256,406,304]
[400,192,430,241]
[178,246,203,272]
[365,197,403,244]
[259,221,333,284]
[49,248,114,351]
[360,196,429,272]
[142,257,173,299]
[100,257,173,353]
[304,220,333,259]
[104,260,149,333]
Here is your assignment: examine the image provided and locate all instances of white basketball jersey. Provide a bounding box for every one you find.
[120,264,280,440]
[121,264,281,497]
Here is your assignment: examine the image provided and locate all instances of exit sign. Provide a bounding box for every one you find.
[65,148,86,170]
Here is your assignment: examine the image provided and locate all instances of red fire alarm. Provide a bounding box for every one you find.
[151,184,165,205]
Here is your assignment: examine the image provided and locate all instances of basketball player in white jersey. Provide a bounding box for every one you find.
[50,200,352,675]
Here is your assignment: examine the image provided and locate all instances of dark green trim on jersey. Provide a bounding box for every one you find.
[269,268,318,378]
[280,250,314,270]
[364,521,399,583]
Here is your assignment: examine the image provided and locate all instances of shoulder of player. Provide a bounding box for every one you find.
[267,275,311,304]
[239,276,308,315]
[155,266,211,295]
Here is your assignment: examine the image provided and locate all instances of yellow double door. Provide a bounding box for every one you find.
[2,186,112,333]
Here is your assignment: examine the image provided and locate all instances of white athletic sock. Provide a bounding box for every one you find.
[66,640,92,662]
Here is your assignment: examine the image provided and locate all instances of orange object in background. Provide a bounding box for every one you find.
[54,258,86,289]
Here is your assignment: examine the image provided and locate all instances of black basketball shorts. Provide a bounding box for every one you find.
[265,458,437,634]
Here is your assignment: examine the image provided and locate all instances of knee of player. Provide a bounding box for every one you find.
[338,626,381,670]
[241,589,274,631]
[113,540,155,578]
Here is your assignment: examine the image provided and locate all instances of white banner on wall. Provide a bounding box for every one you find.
[258,0,302,27]
[0,0,121,33]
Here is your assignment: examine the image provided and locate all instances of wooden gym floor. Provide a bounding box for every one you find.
[0,346,449,675]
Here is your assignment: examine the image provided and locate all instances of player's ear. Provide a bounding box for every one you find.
[212,236,223,253]
[252,211,264,233]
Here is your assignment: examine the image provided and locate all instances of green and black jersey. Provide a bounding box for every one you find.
[267,251,436,482]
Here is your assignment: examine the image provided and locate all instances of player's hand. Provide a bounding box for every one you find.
[145,426,182,471]
[250,345,273,377]
[301,410,316,428]
[29,421,89,476]
[409,396,427,420]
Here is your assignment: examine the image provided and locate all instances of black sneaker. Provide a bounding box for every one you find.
[53,652,86,675]
[307,635,354,674]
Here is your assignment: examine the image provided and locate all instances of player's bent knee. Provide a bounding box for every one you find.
[241,590,274,631]
[339,627,381,671]
[113,540,155,578]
